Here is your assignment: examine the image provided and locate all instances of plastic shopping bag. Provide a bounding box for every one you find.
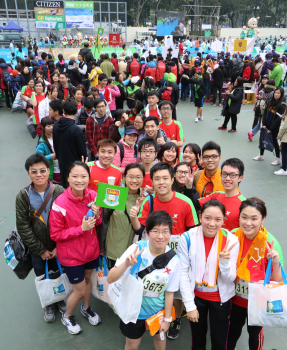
[108,261,143,324]
[26,116,37,139]
[248,259,287,327]
[91,255,111,304]
[145,306,176,336]
[35,258,73,308]
[11,91,26,113]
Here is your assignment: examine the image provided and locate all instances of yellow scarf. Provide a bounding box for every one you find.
[196,168,225,198]
[234,225,268,282]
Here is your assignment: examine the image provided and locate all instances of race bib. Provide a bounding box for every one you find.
[168,235,180,252]
[235,278,249,299]
[195,282,218,293]
[142,276,168,298]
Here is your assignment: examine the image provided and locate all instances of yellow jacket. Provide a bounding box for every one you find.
[89,67,102,87]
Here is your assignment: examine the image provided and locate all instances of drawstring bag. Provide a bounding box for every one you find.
[91,255,111,304]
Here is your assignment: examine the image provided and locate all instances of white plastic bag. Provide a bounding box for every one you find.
[26,115,37,139]
[108,262,143,324]
[35,259,73,308]
[248,259,287,327]
[91,255,111,304]
[11,91,26,113]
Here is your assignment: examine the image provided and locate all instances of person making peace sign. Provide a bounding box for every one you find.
[177,199,239,350]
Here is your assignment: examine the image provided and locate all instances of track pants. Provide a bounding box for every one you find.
[227,303,264,350]
[189,296,231,350]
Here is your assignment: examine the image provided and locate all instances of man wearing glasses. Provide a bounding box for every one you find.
[16,154,65,323]
[198,158,246,231]
[193,141,225,198]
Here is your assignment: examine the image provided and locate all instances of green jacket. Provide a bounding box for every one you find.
[15,184,64,256]
[269,63,283,87]
[105,192,139,261]
[100,59,115,79]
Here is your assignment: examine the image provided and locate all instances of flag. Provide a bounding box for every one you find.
[97,34,102,53]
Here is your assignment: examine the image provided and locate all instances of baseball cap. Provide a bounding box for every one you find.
[219,60,224,65]
[262,74,269,79]
[124,126,139,135]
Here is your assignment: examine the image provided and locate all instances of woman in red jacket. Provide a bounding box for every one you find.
[49,161,102,335]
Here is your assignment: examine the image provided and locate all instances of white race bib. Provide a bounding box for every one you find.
[168,235,180,252]
[142,273,168,298]
[195,282,219,293]
[235,278,249,299]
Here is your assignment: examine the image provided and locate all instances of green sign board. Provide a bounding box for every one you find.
[64,1,93,8]
[35,14,65,22]
[95,183,129,211]
[98,28,104,35]
[90,46,136,59]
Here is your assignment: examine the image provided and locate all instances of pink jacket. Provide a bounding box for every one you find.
[112,138,139,175]
[108,85,121,111]
[49,186,102,266]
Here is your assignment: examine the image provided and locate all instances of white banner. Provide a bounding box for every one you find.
[65,15,93,22]
[229,38,255,54]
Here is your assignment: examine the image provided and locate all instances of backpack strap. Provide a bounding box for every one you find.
[117,142,124,163]
[30,184,56,226]
[148,194,154,212]
[134,144,138,159]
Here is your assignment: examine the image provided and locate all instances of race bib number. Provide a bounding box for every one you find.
[168,235,180,252]
[142,276,168,298]
[195,282,218,293]
[235,278,249,298]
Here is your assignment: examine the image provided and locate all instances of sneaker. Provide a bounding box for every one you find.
[218,103,222,107]
[181,307,187,318]
[56,300,66,313]
[228,129,237,133]
[195,117,198,123]
[44,304,55,323]
[61,312,82,335]
[271,158,280,166]
[167,318,180,340]
[248,131,253,141]
[253,155,264,161]
[213,104,216,107]
[218,126,227,130]
[198,115,203,120]
[274,169,287,175]
[81,305,101,326]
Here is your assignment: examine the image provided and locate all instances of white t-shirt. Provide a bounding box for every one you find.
[116,240,180,320]
[48,139,60,173]
[10,43,14,52]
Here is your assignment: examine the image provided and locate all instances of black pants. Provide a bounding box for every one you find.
[189,296,231,350]
[172,107,177,120]
[260,128,280,158]
[227,303,264,350]
[30,252,58,277]
[60,171,69,189]
[2,88,12,108]
[212,86,222,104]
[223,112,237,130]
[281,142,287,171]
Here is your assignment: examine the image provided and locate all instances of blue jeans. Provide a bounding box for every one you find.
[203,79,210,98]
[189,83,194,102]
[181,83,189,100]
[252,117,261,136]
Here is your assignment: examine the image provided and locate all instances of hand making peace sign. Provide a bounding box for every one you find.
[125,245,145,267]
[265,240,280,264]
[219,240,237,260]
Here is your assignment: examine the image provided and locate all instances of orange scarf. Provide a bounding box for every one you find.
[196,168,224,198]
[234,225,268,282]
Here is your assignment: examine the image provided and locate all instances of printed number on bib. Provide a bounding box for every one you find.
[235,279,248,297]
[142,276,168,298]
[168,235,180,252]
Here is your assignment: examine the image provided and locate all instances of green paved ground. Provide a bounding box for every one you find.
[0,100,286,350]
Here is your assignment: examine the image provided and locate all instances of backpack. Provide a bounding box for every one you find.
[117,142,138,162]
[260,43,265,51]
[1,67,10,86]
[162,82,172,101]
[253,64,262,82]
[7,75,17,95]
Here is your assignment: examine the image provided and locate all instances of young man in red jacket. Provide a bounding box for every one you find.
[97,73,111,105]
[128,53,141,79]
[85,98,114,159]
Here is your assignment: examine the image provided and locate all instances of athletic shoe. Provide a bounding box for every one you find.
[274,169,287,175]
[253,155,264,161]
[181,307,187,318]
[271,158,280,166]
[213,104,216,107]
[44,304,55,323]
[56,300,66,313]
[81,305,101,326]
[198,115,203,121]
[248,131,253,141]
[167,318,180,340]
[204,98,210,102]
[218,103,222,107]
[228,129,237,133]
[61,312,82,335]
[218,126,227,130]
[195,117,198,123]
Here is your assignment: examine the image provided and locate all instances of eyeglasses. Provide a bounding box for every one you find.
[202,155,219,160]
[176,170,189,175]
[134,121,143,125]
[149,230,171,236]
[160,107,171,111]
[141,150,155,154]
[221,172,240,179]
[125,175,143,180]
[29,169,48,175]
[96,105,106,109]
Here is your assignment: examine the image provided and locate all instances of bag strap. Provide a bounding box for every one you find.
[117,142,124,162]
[30,184,56,226]
[138,250,176,279]
[148,194,154,212]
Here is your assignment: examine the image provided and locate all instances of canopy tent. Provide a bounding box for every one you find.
[2,21,23,31]
[149,26,157,31]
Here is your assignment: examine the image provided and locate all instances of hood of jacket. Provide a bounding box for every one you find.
[167,72,176,83]
[0,63,8,69]
[168,61,176,67]
[79,48,90,55]
[38,60,47,66]
[55,117,75,131]
[31,59,39,66]
[264,84,276,93]
[68,65,76,71]
[147,61,156,68]
[265,52,273,59]
[182,63,190,70]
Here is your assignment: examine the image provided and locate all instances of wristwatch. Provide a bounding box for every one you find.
[164,316,172,323]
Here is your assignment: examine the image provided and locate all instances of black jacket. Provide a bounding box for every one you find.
[188,77,206,99]
[79,47,94,73]
[226,87,244,115]
[57,82,74,101]
[223,58,233,79]
[67,66,82,87]
[262,102,286,132]
[159,79,179,105]
[115,83,126,109]
[53,117,87,172]
[172,182,200,214]
[231,58,244,82]
[211,68,224,88]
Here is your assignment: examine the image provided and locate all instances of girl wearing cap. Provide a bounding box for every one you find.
[112,125,140,175]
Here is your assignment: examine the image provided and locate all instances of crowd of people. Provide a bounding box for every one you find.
[2,37,285,350]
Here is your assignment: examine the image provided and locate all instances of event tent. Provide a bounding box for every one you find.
[1,21,23,31]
